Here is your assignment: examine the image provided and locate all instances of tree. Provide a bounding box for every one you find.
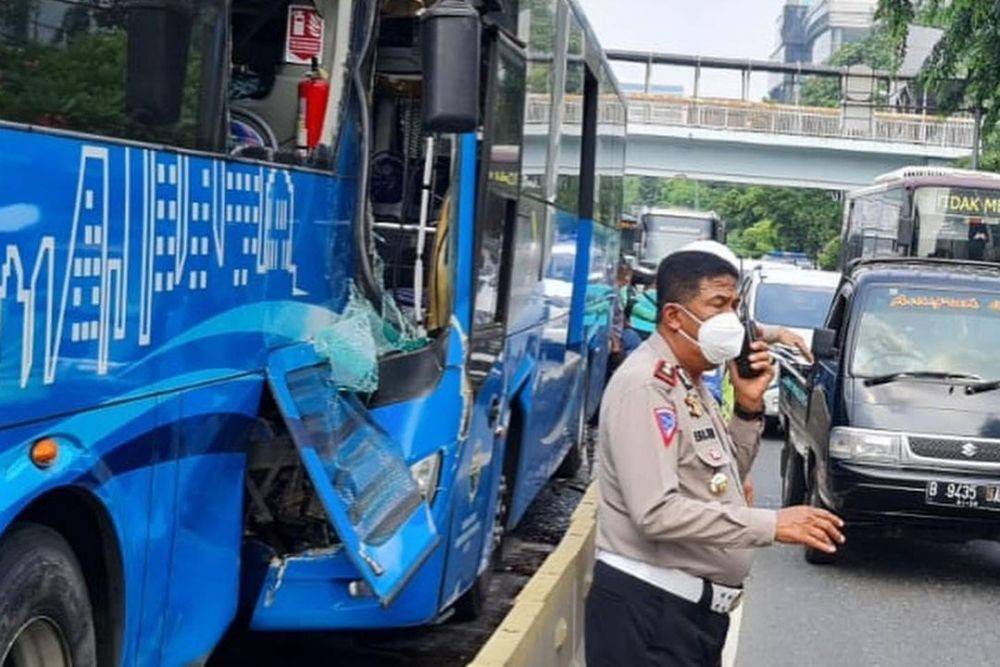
[622,178,843,261]
[729,219,779,258]
[797,24,899,108]
[878,0,998,150]
[818,236,843,270]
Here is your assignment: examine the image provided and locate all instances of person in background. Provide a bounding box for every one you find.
[609,261,638,374]
[586,243,844,667]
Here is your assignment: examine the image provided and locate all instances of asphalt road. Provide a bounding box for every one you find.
[736,436,1000,666]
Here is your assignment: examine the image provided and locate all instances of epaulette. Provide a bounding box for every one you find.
[653,359,677,387]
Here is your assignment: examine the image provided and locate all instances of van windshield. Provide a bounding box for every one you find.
[851,285,1000,380]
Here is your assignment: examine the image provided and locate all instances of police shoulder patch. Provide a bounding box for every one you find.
[653,360,677,387]
[653,407,678,448]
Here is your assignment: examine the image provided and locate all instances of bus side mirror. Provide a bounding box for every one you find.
[420,0,481,133]
[124,0,195,126]
[812,328,838,361]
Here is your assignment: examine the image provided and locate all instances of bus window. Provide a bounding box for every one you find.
[229,0,345,160]
[474,39,526,330]
[519,0,557,200]
[595,65,625,229]
[913,187,1000,262]
[0,0,221,150]
[844,188,905,263]
[554,7,584,214]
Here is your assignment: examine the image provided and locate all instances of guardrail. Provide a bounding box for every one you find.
[469,485,598,667]
[524,94,976,150]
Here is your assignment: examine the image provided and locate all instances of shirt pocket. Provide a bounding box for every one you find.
[690,423,730,470]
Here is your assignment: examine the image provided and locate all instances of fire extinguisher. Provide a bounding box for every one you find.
[297,58,330,156]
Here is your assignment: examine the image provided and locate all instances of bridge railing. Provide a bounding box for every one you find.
[525,94,976,150]
[625,96,976,149]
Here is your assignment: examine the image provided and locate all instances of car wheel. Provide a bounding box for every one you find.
[0,523,97,667]
[780,439,806,507]
[803,478,839,566]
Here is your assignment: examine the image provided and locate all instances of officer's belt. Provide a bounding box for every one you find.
[596,549,743,614]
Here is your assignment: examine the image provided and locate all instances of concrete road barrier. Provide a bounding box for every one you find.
[469,485,598,667]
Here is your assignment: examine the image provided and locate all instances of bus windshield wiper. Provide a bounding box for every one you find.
[863,371,982,387]
[965,379,1000,395]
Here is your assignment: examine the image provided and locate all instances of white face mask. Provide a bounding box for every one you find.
[672,304,745,366]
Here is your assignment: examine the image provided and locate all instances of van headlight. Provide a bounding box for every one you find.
[829,427,901,463]
[410,452,442,504]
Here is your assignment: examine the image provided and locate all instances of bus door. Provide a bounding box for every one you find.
[440,30,526,607]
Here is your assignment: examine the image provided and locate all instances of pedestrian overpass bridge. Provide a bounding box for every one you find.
[524,94,974,191]
[524,51,977,192]
[620,95,973,190]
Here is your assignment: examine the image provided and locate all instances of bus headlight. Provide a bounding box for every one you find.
[410,452,442,504]
[829,427,901,463]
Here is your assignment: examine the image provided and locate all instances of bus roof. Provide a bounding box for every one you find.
[642,207,720,220]
[849,166,1000,198]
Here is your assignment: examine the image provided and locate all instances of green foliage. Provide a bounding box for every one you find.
[818,235,843,270]
[729,219,779,258]
[878,0,1000,171]
[878,0,995,127]
[0,6,203,148]
[797,24,899,108]
[622,177,843,261]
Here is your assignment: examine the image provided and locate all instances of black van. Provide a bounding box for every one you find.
[779,259,1000,563]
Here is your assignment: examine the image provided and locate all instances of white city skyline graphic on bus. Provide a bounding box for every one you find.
[0,144,303,388]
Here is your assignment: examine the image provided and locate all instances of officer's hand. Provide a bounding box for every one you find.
[776,328,814,364]
[729,341,775,412]
[774,506,846,554]
[743,478,755,506]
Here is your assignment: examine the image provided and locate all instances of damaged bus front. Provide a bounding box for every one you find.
[0,0,624,662]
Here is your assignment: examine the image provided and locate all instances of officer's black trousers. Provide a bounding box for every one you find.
[585,561,730,667]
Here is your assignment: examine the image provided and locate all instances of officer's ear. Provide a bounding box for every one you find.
[660,303,685,333]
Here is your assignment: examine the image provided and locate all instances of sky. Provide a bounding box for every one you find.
[576,0,789,100]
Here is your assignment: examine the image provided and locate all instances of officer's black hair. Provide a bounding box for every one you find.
[656,251,739,314]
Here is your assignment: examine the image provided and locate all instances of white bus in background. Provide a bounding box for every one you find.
[637,207,726,268]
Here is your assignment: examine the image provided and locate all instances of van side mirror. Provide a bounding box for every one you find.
[420,0,481,133]
[812,328,838,360]
[124,0,195,126]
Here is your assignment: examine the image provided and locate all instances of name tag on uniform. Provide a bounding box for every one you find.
[693,427,716,443]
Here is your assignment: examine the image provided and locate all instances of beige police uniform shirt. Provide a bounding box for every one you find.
[595,332,777,587]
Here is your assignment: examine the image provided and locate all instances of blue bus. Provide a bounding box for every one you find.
[0,0,626,664]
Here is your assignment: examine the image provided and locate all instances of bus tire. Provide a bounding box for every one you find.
[452,566,491,622]
[556,381,589,479]
[0,523,97,667]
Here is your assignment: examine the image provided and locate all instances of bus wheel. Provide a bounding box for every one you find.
[452,566,491,622]
[0,523,97,667]
[556,383,589,479]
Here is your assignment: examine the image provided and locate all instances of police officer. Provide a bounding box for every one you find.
[585,242,845,667]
